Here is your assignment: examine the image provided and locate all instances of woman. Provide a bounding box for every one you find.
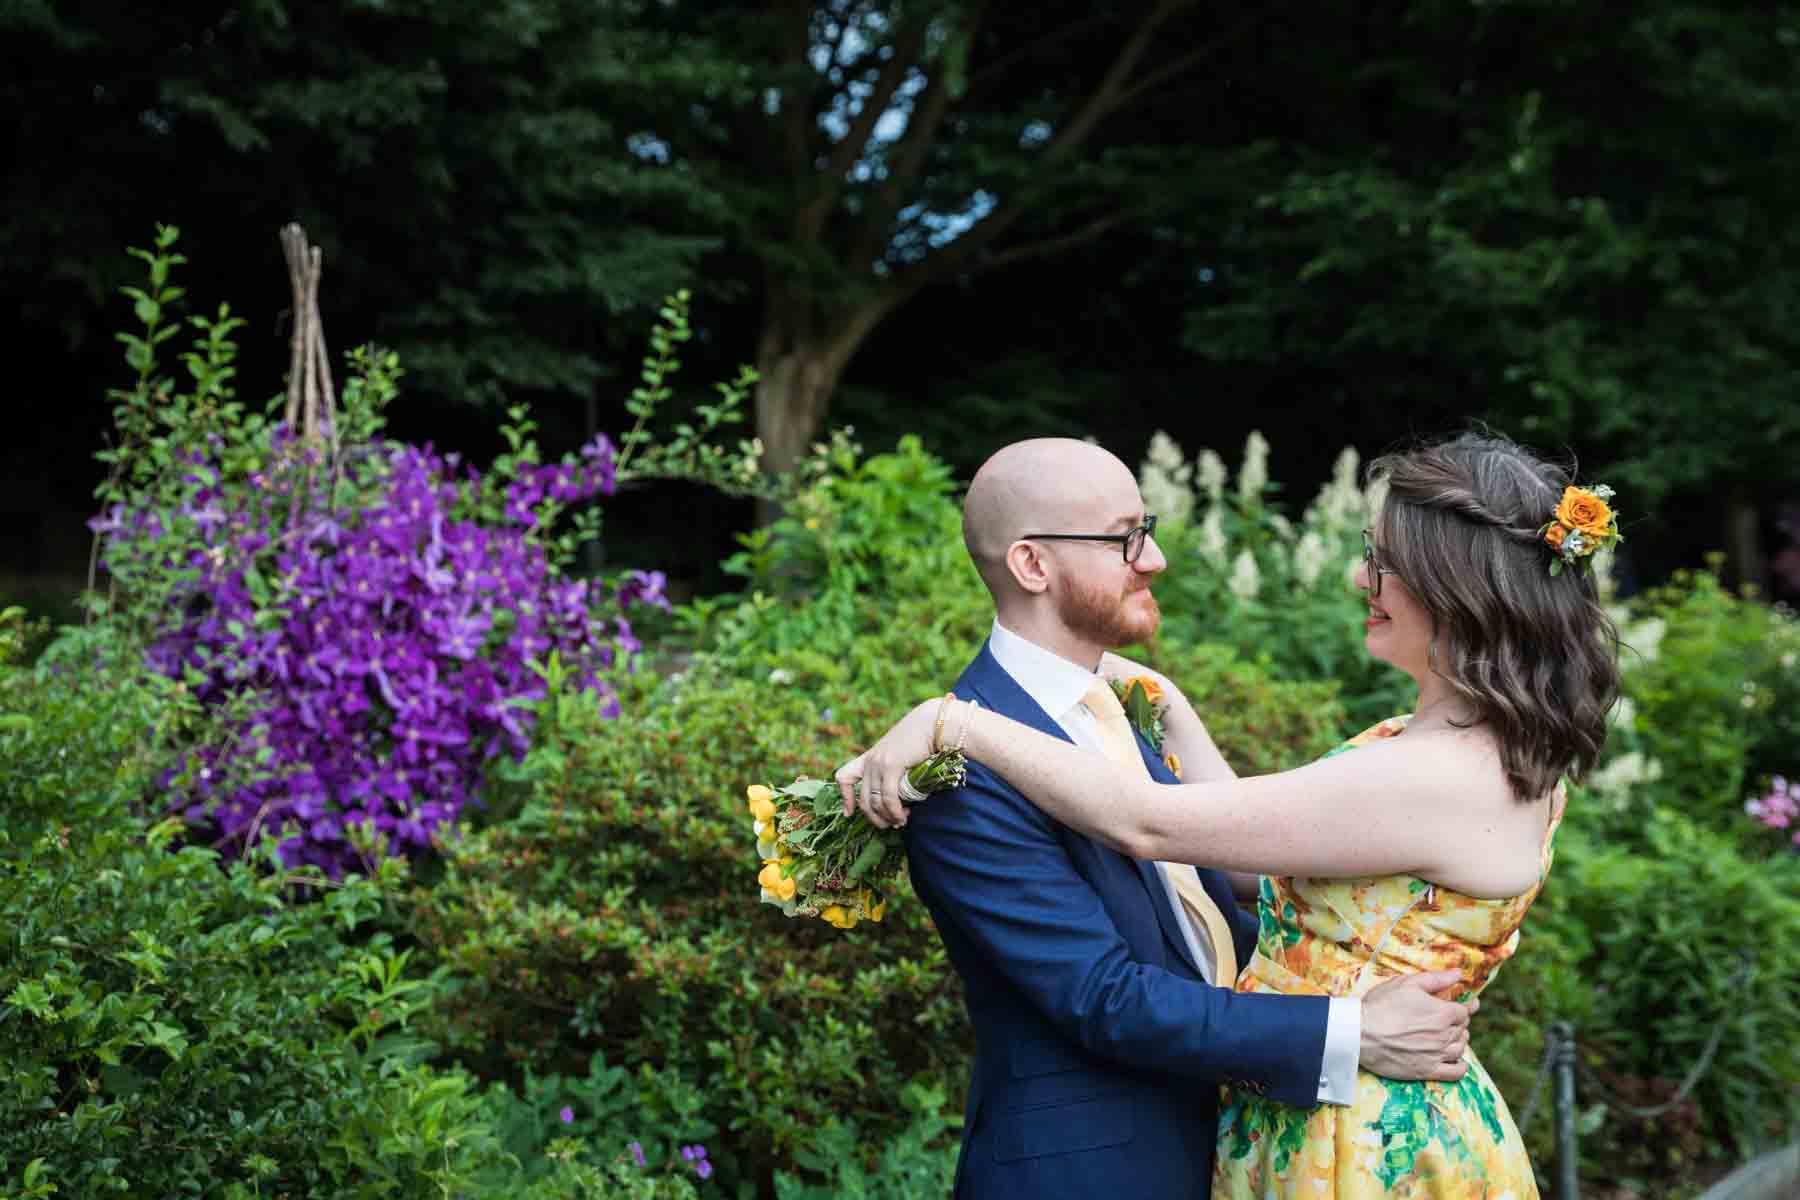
[841,432,1621,1199]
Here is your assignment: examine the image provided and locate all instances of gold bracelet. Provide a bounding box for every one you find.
[931,692,957,753]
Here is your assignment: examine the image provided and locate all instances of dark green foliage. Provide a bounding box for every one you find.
[1,0,725,411]
[771,1082,960,1199]
[407,657,975,1193]
[1528,811,1797,1174]
[0,642,520,1198]
[1177,3,1800,520]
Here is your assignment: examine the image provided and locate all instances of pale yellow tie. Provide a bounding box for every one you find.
[1080,678,1238,986]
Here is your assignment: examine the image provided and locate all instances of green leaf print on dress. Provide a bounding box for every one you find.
[1373,1080,1440,1188]
[1221,1092,1313,1174]
[1370,1073,1507,1189]
[1450,1067,1508,1145]
[1257,875,1305,954]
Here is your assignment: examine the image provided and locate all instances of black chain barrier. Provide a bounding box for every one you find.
[1517,954,1755,1131]
[1510,954,1756,1200]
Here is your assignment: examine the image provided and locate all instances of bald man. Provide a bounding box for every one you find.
[897,439,1472,1199]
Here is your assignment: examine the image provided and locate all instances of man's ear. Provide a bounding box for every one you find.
[1004,540,1051,595]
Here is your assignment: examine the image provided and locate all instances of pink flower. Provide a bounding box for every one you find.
[1746,776,1799,830]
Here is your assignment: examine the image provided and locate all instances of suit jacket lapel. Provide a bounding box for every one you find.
[964,643,1206,980]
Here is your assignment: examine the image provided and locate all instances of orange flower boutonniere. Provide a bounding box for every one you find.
[1112,674,1170,758]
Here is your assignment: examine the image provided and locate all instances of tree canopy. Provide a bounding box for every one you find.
[5,0,1798,587]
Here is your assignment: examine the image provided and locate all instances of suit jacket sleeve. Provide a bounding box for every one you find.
[905,760,1329,1106]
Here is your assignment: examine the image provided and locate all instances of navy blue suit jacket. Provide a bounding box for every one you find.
[903,642,1329,1199]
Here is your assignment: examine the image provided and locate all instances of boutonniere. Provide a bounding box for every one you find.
[1112,675,1182,778]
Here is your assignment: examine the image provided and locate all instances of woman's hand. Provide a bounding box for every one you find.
[835,698,941,829]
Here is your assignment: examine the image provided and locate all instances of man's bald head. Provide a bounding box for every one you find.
[962,438,1139,598]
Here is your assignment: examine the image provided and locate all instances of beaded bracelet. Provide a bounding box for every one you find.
[952,698,980,753]
[931,692,957,753]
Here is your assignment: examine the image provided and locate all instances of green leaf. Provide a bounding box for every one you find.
[6,980,56,1020]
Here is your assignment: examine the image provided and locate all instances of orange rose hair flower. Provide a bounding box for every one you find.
[1538,484,1622,576]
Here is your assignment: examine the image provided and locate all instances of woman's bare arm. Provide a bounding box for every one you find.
[839,698,1521,891]
[1095,654,1253,898]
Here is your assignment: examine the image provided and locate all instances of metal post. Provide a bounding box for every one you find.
[1552,1021,1580,1200]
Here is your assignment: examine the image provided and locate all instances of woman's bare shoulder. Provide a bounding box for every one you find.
[1350,727,1547,897]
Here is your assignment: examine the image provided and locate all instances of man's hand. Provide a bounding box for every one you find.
[1358,970,1477,1082]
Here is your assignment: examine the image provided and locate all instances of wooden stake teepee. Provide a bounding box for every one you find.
[280,223,338,455]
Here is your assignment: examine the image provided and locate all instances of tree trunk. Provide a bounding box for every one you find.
[755,343,841,478]
[752,340,845,528]
[752,289,908,523]
[1724,484,1767,595]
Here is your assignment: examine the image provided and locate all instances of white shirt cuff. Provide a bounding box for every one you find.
[1316,997,1361,1106]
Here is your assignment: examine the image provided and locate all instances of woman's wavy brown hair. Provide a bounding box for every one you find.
[1369,432,1621,800]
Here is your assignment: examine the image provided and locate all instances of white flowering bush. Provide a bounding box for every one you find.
[1139,432,1412,727]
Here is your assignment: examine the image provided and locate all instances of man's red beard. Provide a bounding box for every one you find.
[1055,574,1161,647]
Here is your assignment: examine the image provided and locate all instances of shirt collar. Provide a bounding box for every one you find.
[988,619,1101,721]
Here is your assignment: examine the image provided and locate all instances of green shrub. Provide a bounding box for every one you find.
[772,1083,961,1199]
[407,662,971,1194]
[0,653,519,1198]
[691,430,988,668]
[1484,805,1799,1188]
[471,1053,714,1197]
[1617,567,1800,849]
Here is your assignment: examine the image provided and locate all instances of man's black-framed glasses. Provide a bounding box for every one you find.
[1362,528,1397,598]
[1023,514,1159,564]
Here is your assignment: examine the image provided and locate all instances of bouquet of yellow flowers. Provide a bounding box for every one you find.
[746,749,967,930]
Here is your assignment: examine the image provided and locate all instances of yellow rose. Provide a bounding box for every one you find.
[1163,750,1182,779]
[745,784,775,813]
[867,898,886,923]
[1555,487,1613,539]
[1126,676,1164,706]
[749,795,777,823]
[774,876,796,901]
[758,862,786,891]
[821,904,857,929]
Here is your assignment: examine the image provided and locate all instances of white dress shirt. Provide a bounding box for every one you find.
[987,619,1360,1105]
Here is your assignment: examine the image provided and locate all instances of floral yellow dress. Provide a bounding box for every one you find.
[1214,716,1555,1200]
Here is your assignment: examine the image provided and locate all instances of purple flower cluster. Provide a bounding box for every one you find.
[680,1143,713,1180]
[94,427,663,877]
